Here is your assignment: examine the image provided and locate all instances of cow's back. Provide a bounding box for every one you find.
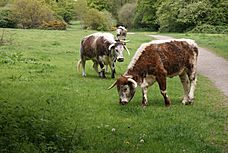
[81,35,97,59]
[127,39,198,77]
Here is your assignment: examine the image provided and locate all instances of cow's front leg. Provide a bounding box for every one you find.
[98,61,106,78]
[142,87,148,106]
[157,74,171,106]
[110,63,116,78]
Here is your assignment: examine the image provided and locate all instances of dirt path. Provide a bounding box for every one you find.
[149,35,228,97]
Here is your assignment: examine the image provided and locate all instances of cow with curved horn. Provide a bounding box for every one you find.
[77,32,130,78]
[116,26,127,41]
[108,39,199,106]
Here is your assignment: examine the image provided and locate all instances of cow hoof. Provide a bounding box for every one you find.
[82,74,86,77]
[165,103,171,107]
[182,100,193,105]
[99,75,106,79]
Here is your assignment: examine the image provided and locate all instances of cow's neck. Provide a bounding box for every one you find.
[124,68,142,84]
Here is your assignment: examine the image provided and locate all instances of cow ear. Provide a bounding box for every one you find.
[108,44,115,50]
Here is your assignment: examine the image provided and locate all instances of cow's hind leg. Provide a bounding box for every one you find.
[156,74,171,106]
[179,72,190,105]
[92,60,99,74]
[187,69,197,104]
[81,59,86,77]
[186,54,198,104]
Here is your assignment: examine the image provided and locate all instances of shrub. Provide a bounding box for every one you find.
[82,8,114,31]
[190,24,228,34]
[0,9,17,28]
[11,0,55,29]
[41,20,67,30]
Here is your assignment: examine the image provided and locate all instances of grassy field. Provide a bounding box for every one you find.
[0,22,227,153]
[165,33,228,59]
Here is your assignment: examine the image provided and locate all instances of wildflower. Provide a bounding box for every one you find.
[111,128,116,132]
[140,139,144,143]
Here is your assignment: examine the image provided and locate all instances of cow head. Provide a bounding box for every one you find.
[116,26,127,40]
[108,75,137,105]
[108,40,130,62]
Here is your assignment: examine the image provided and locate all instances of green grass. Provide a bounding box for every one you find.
[165,33,228,59]
[0,22,227,153]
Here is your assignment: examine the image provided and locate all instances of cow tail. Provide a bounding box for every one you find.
[77,59,81,72]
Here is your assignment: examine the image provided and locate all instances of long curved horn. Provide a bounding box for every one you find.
[128,78,137,88]
[108,80,117,90]
[108,44,115,50]
[124,45,130,55]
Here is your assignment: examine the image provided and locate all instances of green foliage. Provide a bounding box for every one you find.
[41,20,67,30]
[74,0,88,20]
[0,9,17,28]
[87,0,111,11]
[82,8,114,31]
[11,0,55,29]
[50,0,76,23]
[156,0,186,32]
[0,51,23,64]
[0,100,84,152]
[118,3,136,28]
[0,0,8,7]
[132,0,227,32]
[190,24,228,34]
[133,0,159,30]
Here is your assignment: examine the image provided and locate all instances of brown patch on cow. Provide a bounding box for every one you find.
[127,41,197,78]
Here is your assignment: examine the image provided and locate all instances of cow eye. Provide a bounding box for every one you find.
[115,49,119,52]
[123,88,127,92]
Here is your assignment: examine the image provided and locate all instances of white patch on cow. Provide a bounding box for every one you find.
[150,38,198,48]
[140,75,156,88]
[127,42,151,71]
[117,26,127,32]
[116,28,122,35]
[89,32,116,49]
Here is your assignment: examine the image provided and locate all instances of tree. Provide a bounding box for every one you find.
[118,3,136,28]
[133,0,159,30]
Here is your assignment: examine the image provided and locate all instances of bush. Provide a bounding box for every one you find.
[11,0,55,29]
[190,24,228,34]
[41,20,67,30]
[0,9,17,28]
[82,8,114,31]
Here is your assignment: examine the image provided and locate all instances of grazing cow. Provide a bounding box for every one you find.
[77,32,130,78]
[108,39,198,106]
[116,26,127,40]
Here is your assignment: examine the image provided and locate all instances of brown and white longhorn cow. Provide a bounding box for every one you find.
[77,32,129,78]
[116,26,127,41]
[109,39,198,106]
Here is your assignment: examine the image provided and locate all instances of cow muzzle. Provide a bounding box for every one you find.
[117,57,124,62]
[119,100,128,105]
